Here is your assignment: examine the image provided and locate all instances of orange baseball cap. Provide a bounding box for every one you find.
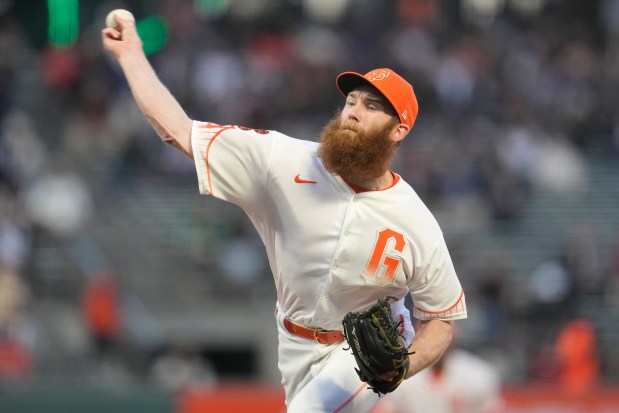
[336,68,418,129]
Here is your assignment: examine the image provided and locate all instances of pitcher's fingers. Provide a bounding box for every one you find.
[102,28,121,40]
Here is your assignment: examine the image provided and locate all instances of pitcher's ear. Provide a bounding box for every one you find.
[393,123,410,143]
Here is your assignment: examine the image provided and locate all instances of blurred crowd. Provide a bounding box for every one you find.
[1,0,619,391]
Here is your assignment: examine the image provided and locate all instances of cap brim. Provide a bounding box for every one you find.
[336,72,372,96]
[336,71,401,121]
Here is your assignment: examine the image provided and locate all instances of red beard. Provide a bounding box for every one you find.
[317,113,399,180]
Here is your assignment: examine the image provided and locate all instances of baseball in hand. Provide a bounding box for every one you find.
[105,9,135,29]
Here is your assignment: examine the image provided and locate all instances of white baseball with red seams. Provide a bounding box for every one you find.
[191,121,467,412]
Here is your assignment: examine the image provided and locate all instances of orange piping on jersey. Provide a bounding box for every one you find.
[200,125,234,195]
[198,122,223,129]
[341,171,400,193]
[333,382,367,413]
[414,289,465,318]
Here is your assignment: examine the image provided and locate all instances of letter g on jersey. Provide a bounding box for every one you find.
[362,228,406,287]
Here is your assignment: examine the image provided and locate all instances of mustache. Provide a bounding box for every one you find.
[339,121,361,133]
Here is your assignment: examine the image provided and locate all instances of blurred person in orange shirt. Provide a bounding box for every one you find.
[554,318,599,393]
[81,271,121,359]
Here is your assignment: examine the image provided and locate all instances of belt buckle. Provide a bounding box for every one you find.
[313,328,326,344]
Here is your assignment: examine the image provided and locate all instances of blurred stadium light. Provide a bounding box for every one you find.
[47,0,79,48]
[136,15,169,55]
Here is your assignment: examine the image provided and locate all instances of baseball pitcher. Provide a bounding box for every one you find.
[102,13,467,413]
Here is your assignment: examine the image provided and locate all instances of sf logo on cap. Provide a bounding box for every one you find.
[367,69,391,81]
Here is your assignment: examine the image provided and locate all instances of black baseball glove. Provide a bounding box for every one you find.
[342,297,413,395]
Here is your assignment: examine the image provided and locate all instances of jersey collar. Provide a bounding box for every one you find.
[341,171,400,194]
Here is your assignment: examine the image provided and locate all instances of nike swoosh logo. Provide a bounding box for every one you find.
[294,174,317,184]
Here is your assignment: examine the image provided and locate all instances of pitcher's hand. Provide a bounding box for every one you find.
[101,15,143,60]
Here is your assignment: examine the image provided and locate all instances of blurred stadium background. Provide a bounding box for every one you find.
[1,0,619,411]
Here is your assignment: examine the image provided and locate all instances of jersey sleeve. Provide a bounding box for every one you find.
[408,237,467,321]
[191,121,274,211]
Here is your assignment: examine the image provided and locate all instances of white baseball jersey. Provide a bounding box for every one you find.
[191,120,467,332]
